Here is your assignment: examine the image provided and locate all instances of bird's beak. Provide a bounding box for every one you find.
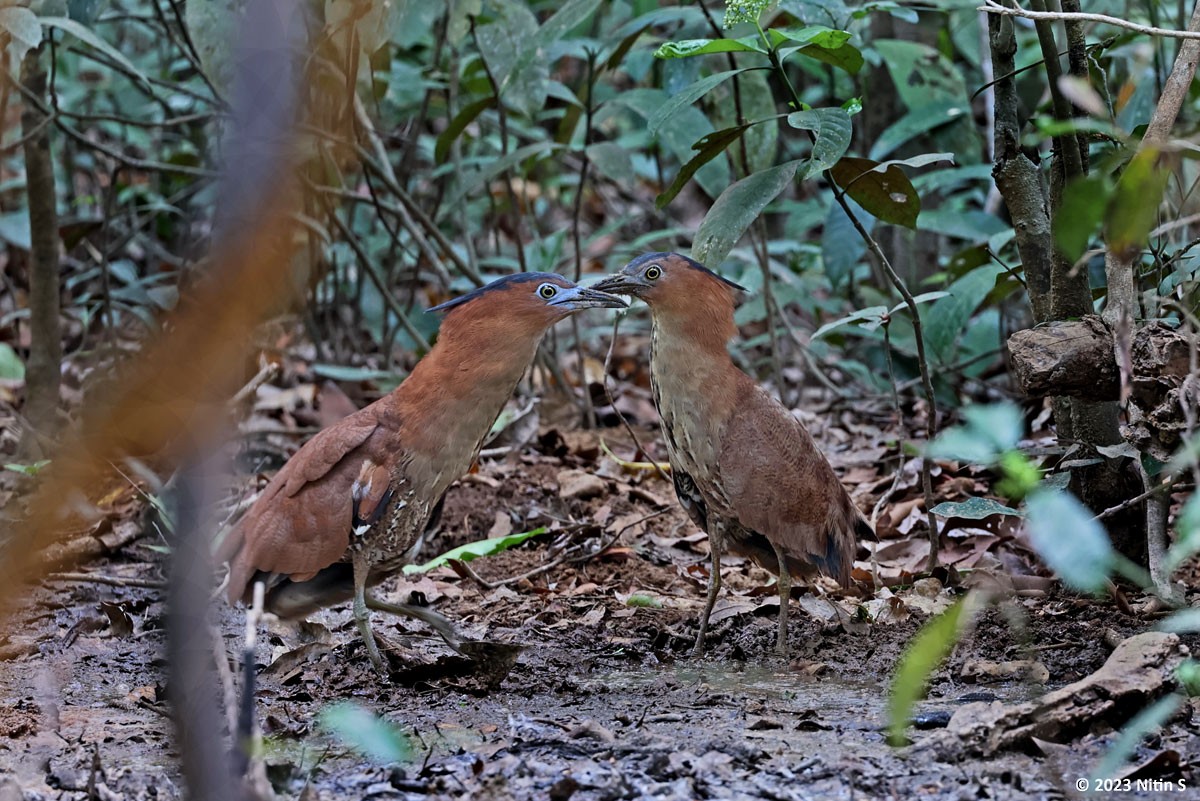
[590,274,644,297]
[548,286,628,310]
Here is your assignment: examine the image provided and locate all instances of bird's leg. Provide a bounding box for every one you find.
[365,594,465,654]
[351,550,385,672]
[694,524,725,655]
[771,540,792,655]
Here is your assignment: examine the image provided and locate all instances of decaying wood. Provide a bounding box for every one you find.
[1009,319,1199,460]
[1008,315,1120,400]
[917,632,1189,759]
[1126,322,1199,461]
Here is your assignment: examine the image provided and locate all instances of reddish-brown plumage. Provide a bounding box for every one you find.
[594,253,872,653]
[217,273,624,670]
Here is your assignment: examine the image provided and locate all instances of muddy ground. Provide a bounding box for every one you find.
[2,407,1198,801]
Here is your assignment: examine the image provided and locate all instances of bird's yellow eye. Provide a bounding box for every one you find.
[538,283,557,299]
[645,265,662,280]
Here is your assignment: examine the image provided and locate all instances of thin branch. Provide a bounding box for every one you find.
[979,0,1200,39]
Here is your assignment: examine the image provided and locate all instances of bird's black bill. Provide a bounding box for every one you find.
[552,286,628,309]
[590,275,643,296]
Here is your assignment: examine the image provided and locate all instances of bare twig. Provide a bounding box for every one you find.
[46,572,166,589]
[979,0,1200,39]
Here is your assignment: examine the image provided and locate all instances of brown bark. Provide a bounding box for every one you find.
[1008,316,1119,400]
[19,45,63,453]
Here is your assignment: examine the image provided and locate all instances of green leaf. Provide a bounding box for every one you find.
[435,97,497,164]
[792,41,864,75]
[656,125,750,208]
[692,160,800,267]
[787,108,852,180]
[310,364,398,383]
[40,17,150,90]
[962,403,1025,453]
[887,597,972,746]
[320,703,411,762]
[654,37,765,59]
[625,594,663,608]
[1025,490,1115,593]
[403,527,547,575]
[535,0,597,45]
[1106,148,1169,258]
[874,39,968,111]
[0,6,42,64]
[930,497,1024,520]
[1056,175,1113,262]
[0,343,24,381]
[771,25,852,50]
[1157,608,1200,634]
[3,459,50,476]
[829,157,919,229]
[709,68,777,174]
[647,69,748,135]
[811,305,888,340]
[1090,694,1184,783]
[1167,492,1200,573]
[587,141,635,185]
[437,141,563,220]
[927,401,1023,464]
[475,0,546,117]
[617,89,729,199]
[924,264,1004,362]
[869,101,968,161]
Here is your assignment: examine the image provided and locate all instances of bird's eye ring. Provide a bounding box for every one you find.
[645,265,662,280]
[538,283,558,299]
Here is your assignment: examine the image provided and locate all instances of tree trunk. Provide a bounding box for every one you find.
[20,44,63,455]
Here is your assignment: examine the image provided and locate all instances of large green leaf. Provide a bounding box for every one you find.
[1056,174,1113,262]
[1025,490,1115,594]
[0,343,24,381]
[183,0,243,90]
[931,497,1024,520]
[435,96,497,164]
[437,141,562,220]
[829,157,919,229]
[927,401,1024,464]
[535,0,597,45]
[1167,492,1200,573]
[647,69,749,135]
[873,39,967,110]
[869,100,968,161]
[887,597,973,746]
[320,703,411,762]
[618,89,730,199]
[923,263,1004,362]
[709,68,778,174]
[656,125,750,208]
[655,37,766,59]
[475,0,546,117]
[692,160,800,267]
[1106,147,1169,258]
[821,195,872,288]
[42,16,150,89]
[0,6,41,64]
[587,142,635,185]
[787,108,852,180]
[403,527,547,575]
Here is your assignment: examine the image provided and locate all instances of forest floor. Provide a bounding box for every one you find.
[2,374,1199,801]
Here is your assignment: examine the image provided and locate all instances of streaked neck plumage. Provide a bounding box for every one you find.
[396,311,547,471]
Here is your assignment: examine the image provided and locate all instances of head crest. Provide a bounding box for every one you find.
[428,272,566,313]
[627,253,747,292]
